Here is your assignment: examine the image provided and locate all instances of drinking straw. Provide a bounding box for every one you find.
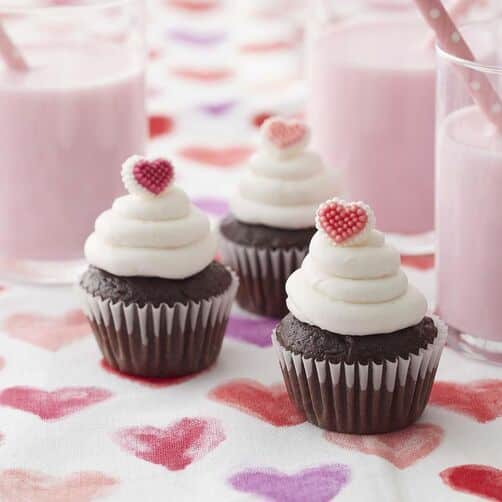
[423,0,487,48]
[414,0,502,131]
[0,23,29,71]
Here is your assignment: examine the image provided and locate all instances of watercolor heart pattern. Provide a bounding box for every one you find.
[441,465,502,501]
[114,417,225,471]
[100,359,200,388]
[148,114,174,138]
[325,423,444,469]
[315,198,375,247]
[401,254,435,270]
[122,156,174,197]
[0,469,118,502]
[3,310,90,351]
[171,68,233,82]
[226,316,277,347]
[262,117,310,159]
[178,146,253,167]
[229,465,350,502]
[209,379,305,426]
[430,379,502,423]
[0,387,112,420]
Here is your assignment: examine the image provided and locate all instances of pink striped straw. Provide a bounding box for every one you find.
[414,0,502,131]
[0,23,28,72]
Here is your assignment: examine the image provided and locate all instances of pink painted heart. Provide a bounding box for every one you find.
[315,198,374,246]
[178,145,253,167]
[262,117,309,158]
[0,469,118,502]
[229,464,351,502]
[325,423,444,469]
[114,417,225,471]
[122,156,174,196]
[3,310,90,351]
[430,379,502,423]
[0,386,112,420]
[209,379,305,427]
[441,464,502,501]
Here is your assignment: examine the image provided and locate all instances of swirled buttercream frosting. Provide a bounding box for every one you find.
[85,156,217,279]
[229,117,337,229]
[286,198,427,335]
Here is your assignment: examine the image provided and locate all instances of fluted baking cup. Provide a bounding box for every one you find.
[220,238,306,318]
[80,270,238,378]
[272,316,447,434]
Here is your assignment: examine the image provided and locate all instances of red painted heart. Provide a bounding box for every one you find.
[430,379,502,423]
[441,464,502,501]
[262,117,309,155]
[316,199,374,246]
[0,386,112,420]
[114,417,225,471]
[209,379,305,427]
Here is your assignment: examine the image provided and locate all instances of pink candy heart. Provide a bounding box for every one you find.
[316,199,374,246]
[262,117,309,158]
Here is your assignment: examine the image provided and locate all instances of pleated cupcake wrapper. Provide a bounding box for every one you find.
[219,237,307,318]
[79,269,239,378]
[272,315,448,434]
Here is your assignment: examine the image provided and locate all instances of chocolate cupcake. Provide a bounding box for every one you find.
[273,198,446,434]
[79,156,238,378]
[220,117,339,318]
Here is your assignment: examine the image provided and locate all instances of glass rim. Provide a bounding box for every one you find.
[0,0,140,13]
[436,18,502,76]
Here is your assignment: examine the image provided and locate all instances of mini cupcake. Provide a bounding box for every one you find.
[273,198,446,434]
[79,156,238,378]
[220,117,339,318]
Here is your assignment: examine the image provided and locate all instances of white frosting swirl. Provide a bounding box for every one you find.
[230,140,337,229]
[286,230,427,335]
[85,182,217,279]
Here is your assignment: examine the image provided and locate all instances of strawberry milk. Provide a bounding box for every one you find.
[0,43,146,263]
[437,106,502,342]
[309,19,435,234]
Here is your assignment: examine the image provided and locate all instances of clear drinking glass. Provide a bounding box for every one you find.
[0,0,146,284]
[436,19,502,364]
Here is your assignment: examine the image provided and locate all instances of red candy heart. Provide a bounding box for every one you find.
[316,199,374,246]
[262,117,309,157]
[133,158,173,195]
[122,156,174,197]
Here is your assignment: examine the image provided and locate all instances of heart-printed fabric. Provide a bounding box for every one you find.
[209,379,305,427]
[3,310,90,351]
[114,417,225,471]
[325,423,444,469]
[0,387,112,420]
[430,379,502,423]
[228,464,351,502]
[441,464,502,501]
[0,469,118,502]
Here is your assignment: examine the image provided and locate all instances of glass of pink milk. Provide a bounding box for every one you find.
[0,0,146,284]
[308,3,437,252]
[437,19,502,364]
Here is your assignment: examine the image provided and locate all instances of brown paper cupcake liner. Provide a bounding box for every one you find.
[79,269,238,378]
[219,238,306,318]
[272,316,447,434]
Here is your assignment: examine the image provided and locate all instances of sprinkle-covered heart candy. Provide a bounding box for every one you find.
[122,155,174,197]
[316,198,375,246]
[261,117,310,159]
